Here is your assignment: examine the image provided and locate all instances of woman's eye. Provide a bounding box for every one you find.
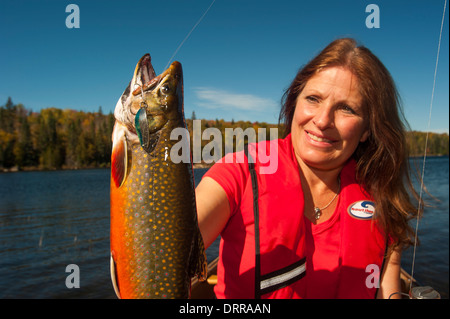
[340,104,357,114]
[305,96,319,103]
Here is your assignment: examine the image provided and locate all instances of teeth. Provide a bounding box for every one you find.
[307,132,332,143]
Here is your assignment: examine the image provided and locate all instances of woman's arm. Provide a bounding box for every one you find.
[196,177,231,249]
[377,248,402,299]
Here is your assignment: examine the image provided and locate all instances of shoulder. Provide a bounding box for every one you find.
[201,135,292,212]
[340,159,371,196]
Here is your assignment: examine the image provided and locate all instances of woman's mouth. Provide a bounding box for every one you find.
[305,131,335,144]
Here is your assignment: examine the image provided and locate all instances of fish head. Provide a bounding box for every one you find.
[114,54,184,153]
[134,60,183,124]
[133,60,183,153]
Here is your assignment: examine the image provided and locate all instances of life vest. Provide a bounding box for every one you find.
[211,134,387,299]
[333,160,387,298]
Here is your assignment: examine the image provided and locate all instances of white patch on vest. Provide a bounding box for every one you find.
[260,263,306,291]
[348,200,375,220]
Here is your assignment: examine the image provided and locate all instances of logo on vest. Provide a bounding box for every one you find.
[348,200,375,220]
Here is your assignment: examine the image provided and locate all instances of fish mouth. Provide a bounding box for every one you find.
[134,54,157,91]
[131,61,180,97]
[114,54,156,126]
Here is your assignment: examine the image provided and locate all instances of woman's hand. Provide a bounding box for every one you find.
[377,248,402,299]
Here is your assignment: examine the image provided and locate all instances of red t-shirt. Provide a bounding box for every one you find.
[203,135,386,298]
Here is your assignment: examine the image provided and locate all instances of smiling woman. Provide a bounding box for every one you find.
[195,38,424,299]
[280,38,422,249]
[291,67,369,171]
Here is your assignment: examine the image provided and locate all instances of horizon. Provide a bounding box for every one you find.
[1,0,448,134]
[2,97,448,136]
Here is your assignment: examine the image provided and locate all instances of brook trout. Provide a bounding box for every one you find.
[110,54,207,299]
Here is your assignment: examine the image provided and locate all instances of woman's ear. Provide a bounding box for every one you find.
[360,128,370,143]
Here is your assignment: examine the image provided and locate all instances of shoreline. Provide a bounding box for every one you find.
[0,162,215,173]
[1,155,447,174]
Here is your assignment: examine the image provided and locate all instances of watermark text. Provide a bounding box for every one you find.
[169,120,278,174]
[65,4,80,29]
[65,264,80,288]
[365,4,380,29]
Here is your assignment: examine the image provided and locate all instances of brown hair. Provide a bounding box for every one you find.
[280,38,422,251]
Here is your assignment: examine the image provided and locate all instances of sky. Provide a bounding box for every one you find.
[0,0,448,133]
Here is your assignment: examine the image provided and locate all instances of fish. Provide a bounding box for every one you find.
[110,54,207,299]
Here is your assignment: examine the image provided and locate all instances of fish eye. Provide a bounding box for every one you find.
[160,84,170,95]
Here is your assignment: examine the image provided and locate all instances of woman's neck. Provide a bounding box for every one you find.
[297,159,343,224]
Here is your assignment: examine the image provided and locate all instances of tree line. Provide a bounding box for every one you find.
[406,130,449,157]
[0,98,114,170]
[0,98,448,171]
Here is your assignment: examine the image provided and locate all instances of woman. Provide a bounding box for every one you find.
[195,38,421,299]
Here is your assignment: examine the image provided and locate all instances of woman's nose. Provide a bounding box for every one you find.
[313,106,335,130]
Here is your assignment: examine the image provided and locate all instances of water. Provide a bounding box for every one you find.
[0,169,113,298]
[402,156,449,298]
[0,168,217,299]
[0,159,448,299]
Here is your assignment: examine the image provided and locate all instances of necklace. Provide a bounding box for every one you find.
[313,178,341,220]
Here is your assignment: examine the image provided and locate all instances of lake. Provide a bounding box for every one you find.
[0,158,448,299]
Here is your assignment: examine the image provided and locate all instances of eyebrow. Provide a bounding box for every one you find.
[301,87,363,109]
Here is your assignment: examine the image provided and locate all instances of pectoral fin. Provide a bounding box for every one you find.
[110,253,121,299]
[111,124,128,188]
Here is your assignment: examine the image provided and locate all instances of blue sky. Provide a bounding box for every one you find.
[1,0,448,133]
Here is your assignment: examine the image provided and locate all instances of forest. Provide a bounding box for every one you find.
[0,97,448,171]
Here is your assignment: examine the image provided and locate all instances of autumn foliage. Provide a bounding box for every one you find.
[0,98,448,171]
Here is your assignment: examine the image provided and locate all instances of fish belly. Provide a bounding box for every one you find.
[111,143,198,298]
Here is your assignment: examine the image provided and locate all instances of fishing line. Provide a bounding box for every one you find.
[409,0,447,294]
[164,0,216,71]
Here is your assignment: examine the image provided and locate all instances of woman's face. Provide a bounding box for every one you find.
[291,67,369,171]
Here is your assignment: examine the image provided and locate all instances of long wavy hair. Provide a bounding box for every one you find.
[280,38,422,251]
